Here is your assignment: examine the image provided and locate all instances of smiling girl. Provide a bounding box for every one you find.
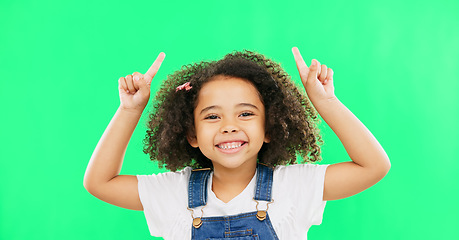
[84,48,390,239]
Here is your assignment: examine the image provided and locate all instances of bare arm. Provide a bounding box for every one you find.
[292,47,391,201]
[83,53,165,210]
[314,98,390,200]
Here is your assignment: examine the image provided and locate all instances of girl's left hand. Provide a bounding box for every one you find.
[292,47,335,105]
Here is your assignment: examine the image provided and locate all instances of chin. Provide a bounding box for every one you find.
[212,159,256,171]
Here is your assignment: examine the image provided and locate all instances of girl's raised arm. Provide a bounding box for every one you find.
[292,47,390,201]
[83,53,165,210]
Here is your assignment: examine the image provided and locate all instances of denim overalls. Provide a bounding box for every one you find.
[188,164,279,239]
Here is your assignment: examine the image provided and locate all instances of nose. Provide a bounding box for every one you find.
[220,118,239,134]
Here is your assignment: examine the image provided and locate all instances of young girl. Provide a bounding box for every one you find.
[83,48,390,239]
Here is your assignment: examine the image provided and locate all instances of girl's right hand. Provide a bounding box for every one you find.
[118,52,166,112]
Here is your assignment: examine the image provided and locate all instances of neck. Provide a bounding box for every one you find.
[213,161,257,185]
[211,161,257,203]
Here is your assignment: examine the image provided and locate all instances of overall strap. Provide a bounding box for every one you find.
[187,164,274,208]
[188,168,212,209]
[254,164,274,201]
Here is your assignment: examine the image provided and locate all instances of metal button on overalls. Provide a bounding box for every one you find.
[188,164,279,240]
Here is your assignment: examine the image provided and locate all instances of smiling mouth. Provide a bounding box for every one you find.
[216,141,247,150]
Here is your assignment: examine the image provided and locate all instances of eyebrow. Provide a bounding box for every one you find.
[199,103,259,115]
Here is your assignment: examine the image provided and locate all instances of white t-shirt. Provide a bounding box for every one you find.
[137,163,329,239]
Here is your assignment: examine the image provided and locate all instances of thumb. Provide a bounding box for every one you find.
[132,72,150,97]
[306,59,320,86]
[133,73,150,97]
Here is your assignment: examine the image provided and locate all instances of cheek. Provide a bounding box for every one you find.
[256,118,267,133]
[196,125,214,142]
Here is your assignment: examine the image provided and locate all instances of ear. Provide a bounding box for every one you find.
[264,134,270,143]
[187,133,199,148]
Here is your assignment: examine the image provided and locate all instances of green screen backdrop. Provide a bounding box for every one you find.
[1,0,458,239]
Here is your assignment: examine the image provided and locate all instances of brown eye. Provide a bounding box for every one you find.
[239,112,254,117]
[204,115,219,120]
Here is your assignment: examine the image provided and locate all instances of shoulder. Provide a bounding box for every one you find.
[270,164,330,229]
[273,164,329,188]
[137,167,193,190]
[136,167,193,237]
[274,163,329,177]
[135,167,193,214]
[137,167,193,179]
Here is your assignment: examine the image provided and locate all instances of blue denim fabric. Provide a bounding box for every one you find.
[188,169,212,209]
[188,164,279,240]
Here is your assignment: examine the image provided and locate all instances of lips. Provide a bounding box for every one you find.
[215,141,247,154]
[216,141,246,150]
[216,141,246,149]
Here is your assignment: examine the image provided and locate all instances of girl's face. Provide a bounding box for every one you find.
[188,76,269,171]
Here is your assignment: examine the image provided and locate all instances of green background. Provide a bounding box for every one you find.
[1,0,458,239]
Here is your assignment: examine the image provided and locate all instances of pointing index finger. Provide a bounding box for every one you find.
[292,47,310,82]
[144,52,166,84]
[292,47,309,68]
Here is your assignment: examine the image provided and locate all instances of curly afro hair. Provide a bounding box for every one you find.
[143,50,322,171]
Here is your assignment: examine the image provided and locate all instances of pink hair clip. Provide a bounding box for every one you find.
[176,82,192,92]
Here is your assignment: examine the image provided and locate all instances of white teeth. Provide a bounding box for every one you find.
[218,142,243,150]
